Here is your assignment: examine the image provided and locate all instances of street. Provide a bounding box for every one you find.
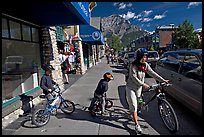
[3,58,202,135]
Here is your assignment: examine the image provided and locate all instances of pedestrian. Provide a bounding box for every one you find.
[125,48,169,134]
[59,50,69,84]
[40,64,58,102]
[88,72,114,115]
[110,54,114,64]
[106,53,110,64]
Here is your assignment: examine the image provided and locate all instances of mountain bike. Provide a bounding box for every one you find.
[32,85,75,127]
[90,93,113,116]
[138,82,179,133]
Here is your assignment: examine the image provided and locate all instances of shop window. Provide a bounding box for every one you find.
[2,18,9,38]
[9,20,21,40]
[22,24,31,41]
[32,27,39,42]
[2,39,42,103]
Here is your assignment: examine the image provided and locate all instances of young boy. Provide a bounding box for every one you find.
[88,72,114,115]
[40,64,58,101]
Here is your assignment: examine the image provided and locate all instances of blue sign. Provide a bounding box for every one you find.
[69,2,90,25]
[80,25,104,45]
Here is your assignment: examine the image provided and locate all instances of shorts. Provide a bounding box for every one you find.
[125,86,142,112]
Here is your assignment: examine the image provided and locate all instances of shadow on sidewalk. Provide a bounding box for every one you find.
[54,104,137,135]
[117,85,129,109]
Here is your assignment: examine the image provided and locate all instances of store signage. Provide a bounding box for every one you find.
[92,31,100,40]
[70,2,90,24]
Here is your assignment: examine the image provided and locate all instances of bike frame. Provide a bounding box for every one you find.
[45,87,65,112]
[142,88,165,107]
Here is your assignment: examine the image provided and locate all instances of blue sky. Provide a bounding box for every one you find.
[92,2,202,32]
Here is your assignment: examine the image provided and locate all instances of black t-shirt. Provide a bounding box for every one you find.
[94,79,108,95]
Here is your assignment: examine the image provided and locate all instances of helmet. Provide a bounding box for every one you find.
[103,72,114,80]
[136,48,148,57]
[42,64,55,71]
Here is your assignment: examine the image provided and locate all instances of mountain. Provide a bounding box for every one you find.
[101,14,149,46]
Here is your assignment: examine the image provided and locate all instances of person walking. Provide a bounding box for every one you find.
[125,48,169,134]
[59,50,69,84]
[106,53,110,64]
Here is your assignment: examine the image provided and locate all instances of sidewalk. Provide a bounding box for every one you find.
[3,58,159,135]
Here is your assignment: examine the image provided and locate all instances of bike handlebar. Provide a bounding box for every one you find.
[149,82,172,91]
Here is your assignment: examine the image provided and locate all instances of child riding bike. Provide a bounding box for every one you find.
[88,72,114,115]
[40,64,59,103]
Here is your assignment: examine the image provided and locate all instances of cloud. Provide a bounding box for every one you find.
[154,10,168,20]
[133,10,153,21]
[154,15,165,19]
[142,18,152,22]
[118,2,133,10]
[187,2,202,9]
[143,10,153,17]
[113,2,119,6]
[127,3,133,7]
[121,11,135,20]
[119,2,126,10]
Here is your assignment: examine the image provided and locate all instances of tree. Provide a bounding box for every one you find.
[172,19,200,49]
[108,34,123,54]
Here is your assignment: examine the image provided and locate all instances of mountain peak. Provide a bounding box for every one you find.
[101,14,148,46]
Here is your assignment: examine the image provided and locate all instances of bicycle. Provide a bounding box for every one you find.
[90,93,113,116]
[32,85,75,127]
[137,82,179,133]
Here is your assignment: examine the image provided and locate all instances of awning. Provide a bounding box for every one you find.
[79,25,104,45]
[2,2,90,26]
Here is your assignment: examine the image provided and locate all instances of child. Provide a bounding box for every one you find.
[40,64,58,101]
[88,72,114,115]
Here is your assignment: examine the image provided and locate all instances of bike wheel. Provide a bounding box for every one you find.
[60,100,75,114]
[158,99,179,133]
[90,104,102,116]
[105,99,113,109]
[32,108,50,127]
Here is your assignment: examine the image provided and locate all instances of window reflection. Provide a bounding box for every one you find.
[2,39,42,102]
[22,24,31,41]
[2,18,9,38]
[9,20,21,40]
[32,27,39,42]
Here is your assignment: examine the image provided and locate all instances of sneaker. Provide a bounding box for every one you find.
[135,124,142,134]
[101,111,109,116]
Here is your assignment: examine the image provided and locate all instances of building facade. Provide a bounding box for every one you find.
[2,2,91,128]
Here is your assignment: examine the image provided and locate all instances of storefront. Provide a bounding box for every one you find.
[2,2,90,122]
[79,25,104,71]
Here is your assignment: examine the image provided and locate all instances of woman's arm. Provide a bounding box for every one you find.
[146,62,166,82]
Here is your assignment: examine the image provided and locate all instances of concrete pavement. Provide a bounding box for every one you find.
[3,58,159,135]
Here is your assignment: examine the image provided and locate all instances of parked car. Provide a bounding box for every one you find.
[123,52,136,69]
[147,51,160,69]
[117,51,126,64]
[154,49,202,116]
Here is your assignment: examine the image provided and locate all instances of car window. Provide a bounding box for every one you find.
[157,52,185,73]
[179,54,202,82]
[148,52,159,58]
[128,53,135,58]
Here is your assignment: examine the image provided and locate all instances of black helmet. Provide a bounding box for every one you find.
[103,72,114,80]
[42,64,55,71]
